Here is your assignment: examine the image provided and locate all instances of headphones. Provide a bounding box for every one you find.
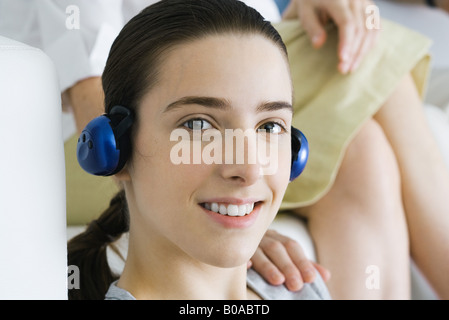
[77,105,309,181]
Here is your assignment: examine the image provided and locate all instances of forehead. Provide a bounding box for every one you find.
[153,34,292,105]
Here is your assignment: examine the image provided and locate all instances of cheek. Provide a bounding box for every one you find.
[268,140,291,200]
[128,153,211,241]
[130,137,212,205]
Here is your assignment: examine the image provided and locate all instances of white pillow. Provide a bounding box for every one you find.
[375,0,449,69]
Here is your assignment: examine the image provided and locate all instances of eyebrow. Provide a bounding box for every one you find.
[164,96,230,112]
[163,96,293,113]
[258,101,293,113]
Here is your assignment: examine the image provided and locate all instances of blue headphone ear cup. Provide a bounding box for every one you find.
[290,127,309,181]
[76,106,133,176]
[77,115,122,176]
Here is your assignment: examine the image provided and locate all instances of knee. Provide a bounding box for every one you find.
[296,119,403,220]
[335,119,401,202]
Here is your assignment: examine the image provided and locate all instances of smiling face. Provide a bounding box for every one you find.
[119,34,293,268]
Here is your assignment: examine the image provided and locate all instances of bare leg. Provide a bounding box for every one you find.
[374,73,449,299]
[296,119,410,299]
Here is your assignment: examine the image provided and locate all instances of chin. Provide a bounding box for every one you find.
[198,243,258,269]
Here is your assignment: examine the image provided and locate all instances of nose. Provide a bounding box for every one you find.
[218,132,261,186]
[219,162,261,186]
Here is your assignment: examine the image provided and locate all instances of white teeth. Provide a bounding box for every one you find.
[227,205,239,216]
[203,202,256,216]
[219,204,227,215]
[211,203,219,213]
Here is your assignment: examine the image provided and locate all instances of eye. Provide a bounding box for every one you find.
[182,118,213,130]
[258,121,286,134]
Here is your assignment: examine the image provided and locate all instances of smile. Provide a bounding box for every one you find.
[199,199,263,229]
[201,202,255,217]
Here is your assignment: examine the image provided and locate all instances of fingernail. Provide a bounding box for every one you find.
[270,271,285,285]
[286,277,303,292]
[302,269,316,282]
[323,269,332,281]
[311,33,324,48]
[341,48,350,62]
[340,62,350,74]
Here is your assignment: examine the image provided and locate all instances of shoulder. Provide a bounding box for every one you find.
[104,281,136,300]
[104,270,332,300]
[246,268,332,300]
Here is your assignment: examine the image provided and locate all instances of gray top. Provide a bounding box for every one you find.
[105,268,331,300]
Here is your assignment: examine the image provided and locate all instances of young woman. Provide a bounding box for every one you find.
[68,0,330,300]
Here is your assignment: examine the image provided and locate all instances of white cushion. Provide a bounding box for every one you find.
[375,0,449,70]
[0,36,67,299]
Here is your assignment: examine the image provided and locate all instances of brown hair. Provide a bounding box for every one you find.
[68,0,288,300]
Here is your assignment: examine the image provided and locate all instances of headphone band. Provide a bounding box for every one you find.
[109,105,134,141]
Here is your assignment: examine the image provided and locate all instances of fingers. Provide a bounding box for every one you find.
[349,20,380,72]
[337,0,361,74]
[322,0,354,73]
[312,262,332,282]
[282,0,298,20]
[329,0,380,74]
[298,4,327,49]
[250,247,286,286]
[250,229,318,291]
[346,0,380,73]
[292,0,380,74]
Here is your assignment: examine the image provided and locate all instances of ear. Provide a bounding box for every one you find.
[114,167,131,182]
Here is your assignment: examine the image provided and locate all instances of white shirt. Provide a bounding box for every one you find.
[0,0,281,92]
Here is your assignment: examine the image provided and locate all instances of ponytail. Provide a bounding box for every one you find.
[68,190,129,300]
